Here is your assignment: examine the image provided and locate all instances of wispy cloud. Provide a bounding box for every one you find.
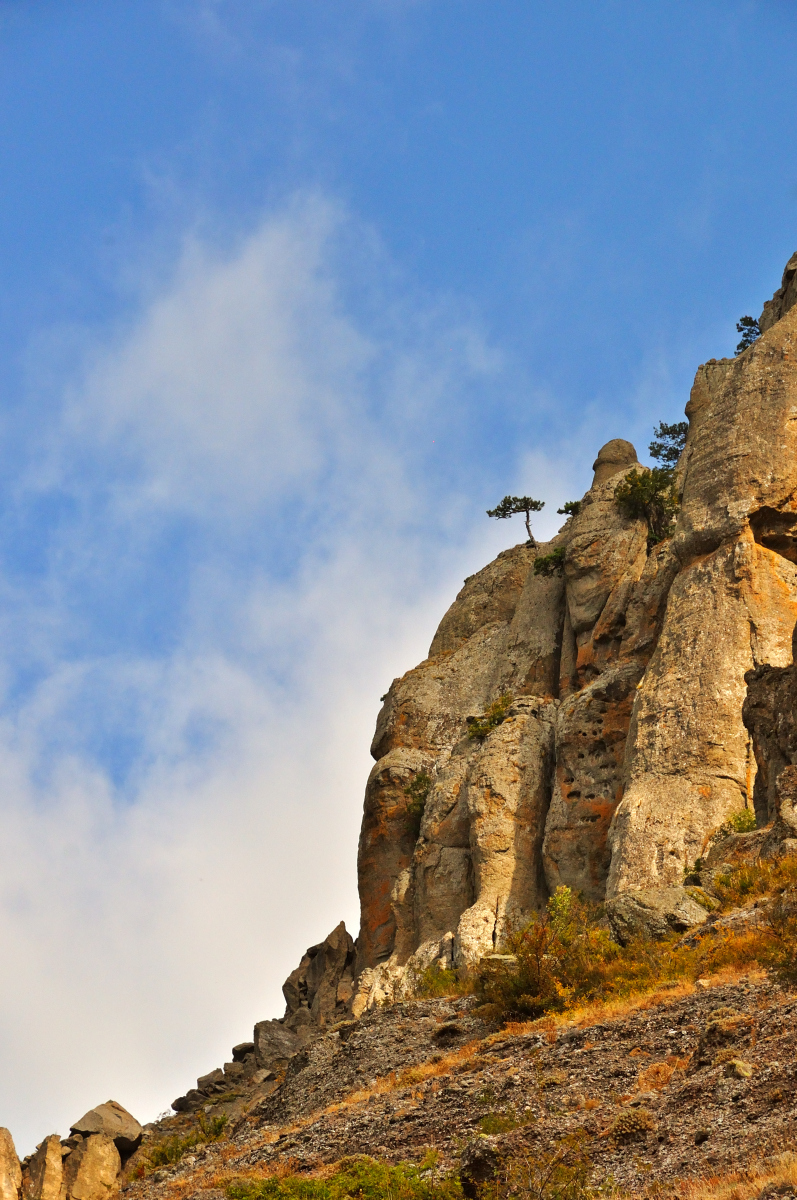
[0,192,520,1153]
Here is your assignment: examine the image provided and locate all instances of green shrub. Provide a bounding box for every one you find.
[557,501,581,517]
[726,808,757,833]
[413,962,468,998]
[614,466,679,547]
[711,852,797,910]
[479,874,797,1023]
[467,695,513,741]
[479,887,622,1019]
[147,1113,227,1171]
[404,771,433,838]
[227,1156,461,1200]
[763,890,797,985]
[534,547,566,577]
[479,1112,522,1135]
[483,1133,597,1200]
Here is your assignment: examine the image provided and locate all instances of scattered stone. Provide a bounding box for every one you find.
[724,1059,754,1079]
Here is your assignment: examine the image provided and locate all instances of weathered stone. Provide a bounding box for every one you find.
[350,252,797,998]
[170,1089,203,1114]
[357,541,567,975]
[196,1069,225,1094]
[459,1137,501,1200]
[606,886,709,944]
[544,661,642,899]
[231,1041,254,1062]
[759,251,797,334]
[282,921,355,1031]
[591,439,638,487]
[20,1135,60,1200]
[70,1102,142,1158]
[429,544,537,657]
[608,528,797,896]
[60,1135,120,1200]
[0,1129,21,1200]
[252,1019,300,1068]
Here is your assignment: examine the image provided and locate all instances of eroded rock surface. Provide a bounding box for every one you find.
[0,1130,21,1200]
[21,1135,61,1200]
[353,248,797,991]
[61,1136,120,1200]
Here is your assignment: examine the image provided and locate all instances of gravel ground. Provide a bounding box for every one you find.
[123,974,797,1197]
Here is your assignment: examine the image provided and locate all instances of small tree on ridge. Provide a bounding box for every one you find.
[487,495,544,545]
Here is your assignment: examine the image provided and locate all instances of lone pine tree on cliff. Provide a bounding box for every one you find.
[486,495,544,545]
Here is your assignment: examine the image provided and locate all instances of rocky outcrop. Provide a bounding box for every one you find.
[282,921,355,1031]
[759,251,797,334]
[172,922,356,1113]
[0,1131,21,1200]
[10,1102,141,1200]
[351,248,797,996]
[607,291,797,897]
[21,1135,61,1200]
[60,1137,120,1200]
[606,885,709,945]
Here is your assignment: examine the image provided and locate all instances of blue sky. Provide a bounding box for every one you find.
[0,0,796,1151]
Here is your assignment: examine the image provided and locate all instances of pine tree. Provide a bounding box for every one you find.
[486,495,544,544]
[735,316,760,355]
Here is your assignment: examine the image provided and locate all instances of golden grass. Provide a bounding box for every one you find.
[667,1150,797,1200]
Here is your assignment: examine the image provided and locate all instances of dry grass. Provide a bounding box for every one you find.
[712,853,797,910]
[664,1150,797,1200]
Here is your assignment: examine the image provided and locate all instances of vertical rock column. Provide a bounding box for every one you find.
[0,1130,21,1200]
[608,298,797,896]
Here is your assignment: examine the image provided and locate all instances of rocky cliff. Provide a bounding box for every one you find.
[353,249,797,1011]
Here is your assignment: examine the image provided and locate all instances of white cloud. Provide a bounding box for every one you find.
[0,194,513,1154]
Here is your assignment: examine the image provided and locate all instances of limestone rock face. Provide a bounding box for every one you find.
[61,1136,120,1200]
[349,250,797,998]
[0,1129,21,1200]
[21,1136,61,1200]
[607,294,797,896]
[353,433,673,1006]
[70,1103,142,1158]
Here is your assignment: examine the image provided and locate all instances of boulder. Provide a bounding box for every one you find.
[606,886,709,944]
[252,1019,300,1068]
[70,1102,142,1158]
[195,1069,225,1095]
[459,1138,502,1200]
[0,1129,21,1200]
[20,1135,61,1200]
[61,1136,120,1200]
